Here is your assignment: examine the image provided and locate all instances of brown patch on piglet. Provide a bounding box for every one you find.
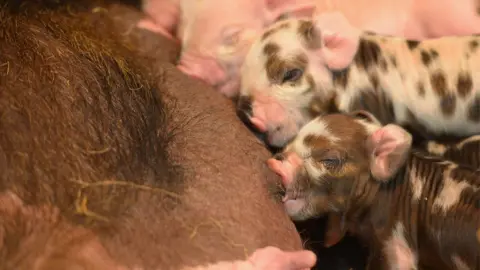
[440,94,457,117]
[305,115,371,154]
[417,81,426,97]
[430,71,448,96]
[348,88,396,125]
[354,39,382,70]
[468,96,480,122]
[264,42,280,56]
[265,51,308,84]
[457,71,473,98]
[298,20,322,49]
[262,22,290,41]
[470,40,479,52]
[305,92,339,119]
[406,40,420,50]
[333,69,350,89]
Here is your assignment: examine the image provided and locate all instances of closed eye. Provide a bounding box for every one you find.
[282,68,303,83]
[321,158,342,170]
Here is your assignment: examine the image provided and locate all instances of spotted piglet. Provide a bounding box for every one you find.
[237,12,480,148]
[266,110,480,269]
[421,135,480,169]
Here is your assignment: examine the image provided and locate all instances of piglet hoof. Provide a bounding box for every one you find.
[247,246,317,270]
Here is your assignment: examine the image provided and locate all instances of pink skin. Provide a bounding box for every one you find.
[266,153,307,216]
[177,52,228,88]
[137,0,318,97]
[197,246,317,270]
[137,0,180,42]
[249,93,305,146]
[250,104,300,147]
[249,94,286,133]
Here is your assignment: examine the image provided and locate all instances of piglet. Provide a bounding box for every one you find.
[139,0,480,98]
[137,0,316,97]
[266,111,480,269]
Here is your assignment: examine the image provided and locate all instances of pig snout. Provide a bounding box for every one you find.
[236,94,298,148]
[177,53,227,87]
[267,152,308,218]
[236,96,267,132]
[266,152,303,189]
[236,95,267,133]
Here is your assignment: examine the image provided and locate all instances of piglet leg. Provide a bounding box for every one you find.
[323,213,346,248]
[188,246,317,270]
[246,246,317,270]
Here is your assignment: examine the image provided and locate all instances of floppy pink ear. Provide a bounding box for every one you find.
[264,0,316,22]
[312,12,361,70]
[366,124,412,181]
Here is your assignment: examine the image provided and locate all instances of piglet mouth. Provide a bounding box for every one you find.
[282,194,293,202]
[282,189,303,202]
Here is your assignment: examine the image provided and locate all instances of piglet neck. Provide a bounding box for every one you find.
[342,172,381,225]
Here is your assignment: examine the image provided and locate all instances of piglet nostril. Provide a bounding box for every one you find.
[273,153,285,161]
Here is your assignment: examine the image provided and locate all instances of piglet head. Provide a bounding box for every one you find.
[267,151,321,221]
[268,111,413,248]
[176,22,258,97]
[267,111,413,222]
[175,0,318,98]
[238,12,362,148]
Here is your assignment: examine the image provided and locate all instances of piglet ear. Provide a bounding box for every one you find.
[366,124,412,182]
[349,110,381,125]
[264,0,316,23]
[312,12,361,70]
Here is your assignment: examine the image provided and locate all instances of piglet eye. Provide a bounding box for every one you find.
[221,26,243,47]
[224,32,239,46]
[282,68,303,83]
[321,158,341,169]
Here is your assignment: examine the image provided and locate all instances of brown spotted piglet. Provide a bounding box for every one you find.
[237,11,480,148]
[421,135,480,170]
[267,111,480,270]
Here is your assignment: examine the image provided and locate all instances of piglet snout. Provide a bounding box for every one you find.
[236,96,268,133]
[267,152,303,188]
[250,117,267,133]
[273,153,285,161]
[177,53,227,87]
